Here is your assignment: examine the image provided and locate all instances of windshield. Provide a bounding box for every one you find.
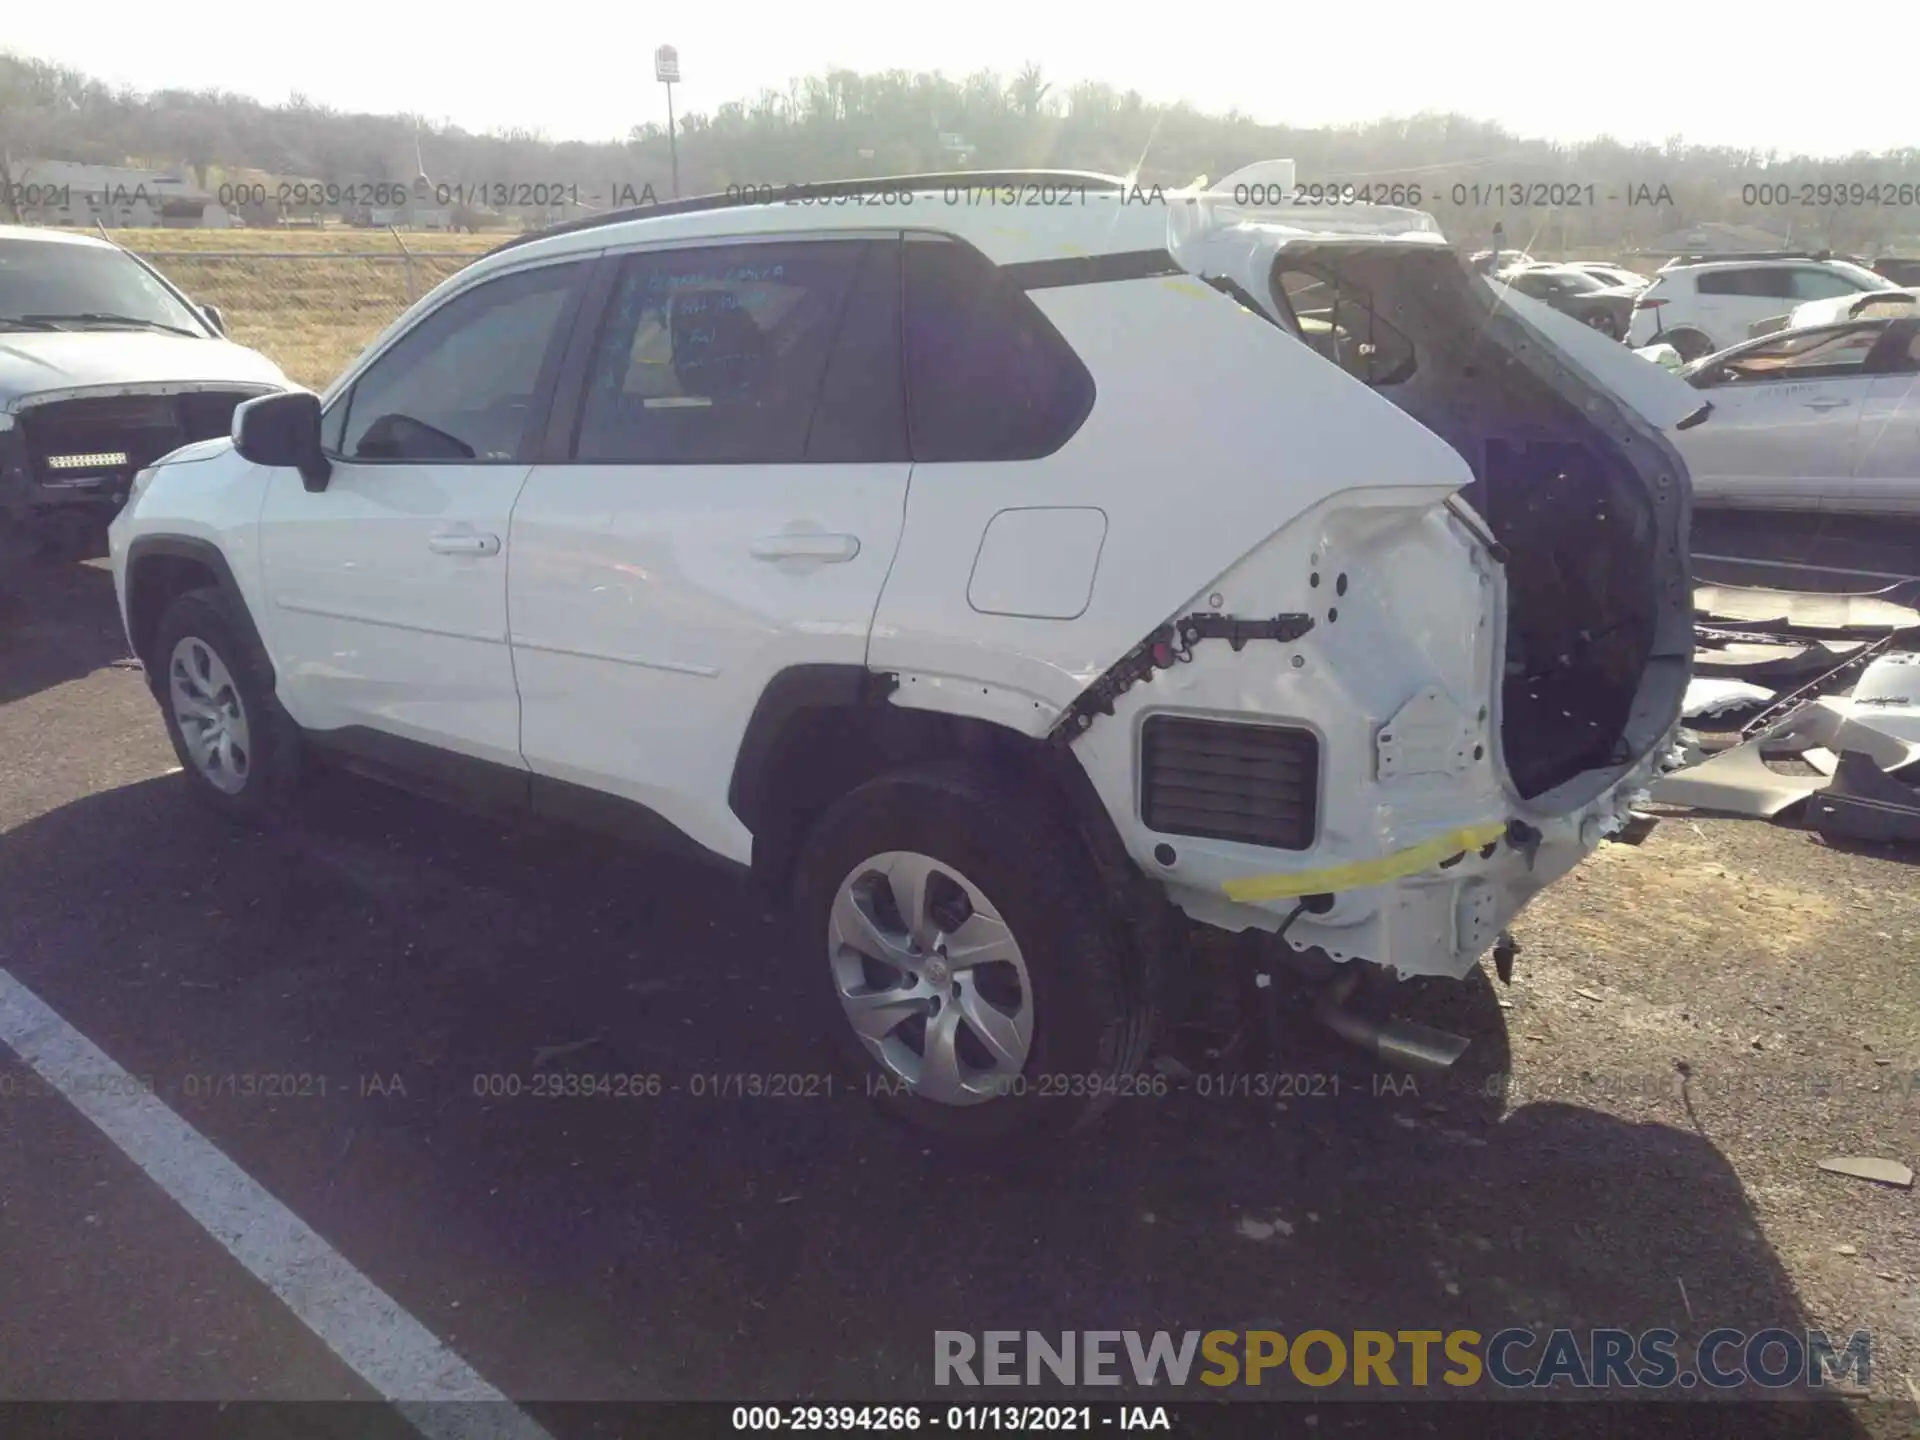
[0,239,210,334]
[1830,259,1898,292]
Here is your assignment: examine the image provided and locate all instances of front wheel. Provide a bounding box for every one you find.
[152,588,301,822]
[792,761,1152,1139]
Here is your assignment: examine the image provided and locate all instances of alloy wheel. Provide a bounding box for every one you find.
[828,851,1034,1105]
[168,636,252,795]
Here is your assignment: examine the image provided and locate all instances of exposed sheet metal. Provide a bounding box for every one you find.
[1683,678,1776,719]
[1649,741,1828,817]
[1695,584,1920,634]
[1810,750,1920,844]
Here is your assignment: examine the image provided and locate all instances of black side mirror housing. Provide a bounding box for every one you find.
[201,302,227,335]
[234,391,332,492]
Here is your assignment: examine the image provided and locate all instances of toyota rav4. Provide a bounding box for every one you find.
[108,164,1701,1136]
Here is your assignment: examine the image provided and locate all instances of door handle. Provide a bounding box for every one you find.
[428,531,501,555]
[750,533,861,563]
[1803,399,1852,411]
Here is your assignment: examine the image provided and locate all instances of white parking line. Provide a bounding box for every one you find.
[0,969,553,1440]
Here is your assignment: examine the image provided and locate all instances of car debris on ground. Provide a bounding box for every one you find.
[1648,582,1920,843]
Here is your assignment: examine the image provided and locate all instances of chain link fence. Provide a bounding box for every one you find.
[124,231,491,390]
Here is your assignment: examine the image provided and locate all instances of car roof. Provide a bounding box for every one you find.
[0,225,119,251]
[472,168,1447,283]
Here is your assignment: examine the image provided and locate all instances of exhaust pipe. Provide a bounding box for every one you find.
[1315,972,1470,1070]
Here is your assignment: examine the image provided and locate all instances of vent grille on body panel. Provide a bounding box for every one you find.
[1140,716,1319,850]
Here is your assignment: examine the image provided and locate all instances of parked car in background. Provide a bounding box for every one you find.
[1627,255,1900,360]
[1558,261,1650,292]
[1672,316,1920,514]
[1500,265,1638,338]
[1,227,289,559]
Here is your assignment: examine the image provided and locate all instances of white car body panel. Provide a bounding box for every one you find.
[508,459,912,864]
[110,171,1694,985]
[1850,371,1920,512]
[255,460,532,769]
[868,276,1475,725]
[1673,376,1864,509]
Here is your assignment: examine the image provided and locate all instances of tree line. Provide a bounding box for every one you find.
[4,50,1918,255]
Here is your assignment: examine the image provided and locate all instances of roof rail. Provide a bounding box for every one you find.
[488,169,1131,255]
[1663,248,1867,267]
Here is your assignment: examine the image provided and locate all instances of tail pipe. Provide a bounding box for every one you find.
[1315,971,1470,1070]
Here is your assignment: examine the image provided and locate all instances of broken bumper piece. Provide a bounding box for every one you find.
[1166,738,1666,983]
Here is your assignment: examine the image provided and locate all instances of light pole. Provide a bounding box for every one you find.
[655,45,681,198]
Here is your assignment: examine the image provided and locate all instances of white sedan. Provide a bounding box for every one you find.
[1673,316,1920,513]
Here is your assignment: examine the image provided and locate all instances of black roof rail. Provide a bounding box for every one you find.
[1664,248,1868,267]
[487,169,1132,255]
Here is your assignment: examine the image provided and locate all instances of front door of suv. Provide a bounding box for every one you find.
[508,236,911,862]
[258,257,586,768]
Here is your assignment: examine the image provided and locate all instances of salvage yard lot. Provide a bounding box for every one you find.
[0,560,1915,1427]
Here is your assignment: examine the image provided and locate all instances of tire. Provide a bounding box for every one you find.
[791,760,1153,1140]
[151,587,301,822]
[1664,328,1715,362]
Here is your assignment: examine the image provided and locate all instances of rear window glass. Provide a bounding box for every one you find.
[1696,268,1796,299]
[1276,266,1416,386]
[902,236,1093,462]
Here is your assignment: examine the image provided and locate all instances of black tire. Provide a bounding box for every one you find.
[1665,328,1715,362]
[791,760,1153,1140]
[151,586,302,823]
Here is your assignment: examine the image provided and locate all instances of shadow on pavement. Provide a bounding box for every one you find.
[0,559,134,707]
[0,773,1867,1432]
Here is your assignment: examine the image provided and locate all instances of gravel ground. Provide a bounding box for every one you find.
[0,558,1914,1433]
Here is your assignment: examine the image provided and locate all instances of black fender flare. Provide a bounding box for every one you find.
[727,664,891,833]
[123,534,275,683]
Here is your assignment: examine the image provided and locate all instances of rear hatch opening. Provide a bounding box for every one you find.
[1268,244,1692,803]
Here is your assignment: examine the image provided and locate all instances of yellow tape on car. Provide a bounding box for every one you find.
[1222,821,1509,903]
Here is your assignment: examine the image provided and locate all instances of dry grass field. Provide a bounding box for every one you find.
[117,228,498,390]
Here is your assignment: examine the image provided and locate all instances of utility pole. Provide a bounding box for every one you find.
[655,45,681,198]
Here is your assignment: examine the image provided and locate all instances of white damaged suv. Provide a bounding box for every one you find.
[109,163,1701,1135]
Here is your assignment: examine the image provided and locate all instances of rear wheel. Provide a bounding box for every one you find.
[792,761,1152,1139]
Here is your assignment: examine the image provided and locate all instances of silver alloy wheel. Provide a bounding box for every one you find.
[168,636,252,795]
[828,850,1034,1106]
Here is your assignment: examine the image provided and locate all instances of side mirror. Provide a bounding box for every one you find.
[201,302,227,335]
[235,391,332,493]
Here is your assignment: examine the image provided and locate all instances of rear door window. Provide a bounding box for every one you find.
[902,235,1093,462]
[1697,268,1796,299]
[574,239,891,464]
[1789,267,1869,301]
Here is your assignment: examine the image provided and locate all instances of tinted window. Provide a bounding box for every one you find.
[336,262,579,463]
[1276,265,1416,387]
[1696,268,1796,299]
[1701,323,1884,385]
[903,236,1093,462]
[575,240,881,464]
[1790,268,1868,301]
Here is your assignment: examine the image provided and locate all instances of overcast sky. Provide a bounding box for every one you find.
[9,3,1906,158]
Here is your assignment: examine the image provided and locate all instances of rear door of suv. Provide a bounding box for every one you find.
[506,234,912,863]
